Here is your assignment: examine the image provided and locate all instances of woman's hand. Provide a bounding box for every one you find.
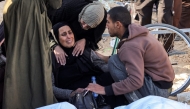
[72,39,86,56]
[54,45,68,65]
[70,88,85,97]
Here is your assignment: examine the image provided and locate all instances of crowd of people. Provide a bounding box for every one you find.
[0,0,189,109]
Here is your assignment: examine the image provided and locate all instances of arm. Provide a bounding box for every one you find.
[49,30,67,65]
[51,53,72,99]
[91,50,109,73]
[86,45,144,96]
[72,38,86,56]
[52,73,73,99]
[111,45,144,95]
[51,53,84,99]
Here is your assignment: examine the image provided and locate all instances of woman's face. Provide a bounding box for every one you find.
[58,25,75,48]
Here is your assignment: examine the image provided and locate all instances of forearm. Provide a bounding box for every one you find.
[52,73,72,99]
[53,86,73,99]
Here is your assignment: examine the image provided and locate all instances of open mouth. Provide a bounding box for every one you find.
[66,40,73,43]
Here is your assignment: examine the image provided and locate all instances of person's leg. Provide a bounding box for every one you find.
[108,55,128,81]
[108,55,171,103]
[173,0,182,27]
[135,0,155,25]
[157,0,173,24]
[158,0,174,51]
[108,55,142,103]
[178,0,190,29]
[138,75,171,98]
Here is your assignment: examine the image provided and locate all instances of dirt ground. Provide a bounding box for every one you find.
[1,1,190,104]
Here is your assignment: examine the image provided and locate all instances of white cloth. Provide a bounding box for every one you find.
[115,96,190,109]
[37,102,76,109]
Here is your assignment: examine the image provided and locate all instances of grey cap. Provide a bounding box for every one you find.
[78,1,104,28]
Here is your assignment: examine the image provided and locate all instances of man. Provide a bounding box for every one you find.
[86,7,175,103]
[48,0,107,65]
[135,0,174,52]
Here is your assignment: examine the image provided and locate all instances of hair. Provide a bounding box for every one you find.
[108,6,131,28]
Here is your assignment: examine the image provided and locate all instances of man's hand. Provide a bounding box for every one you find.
[70,88,85,97]
[54,45,68,65]
[72,39,86,56]
[85,83,106,95]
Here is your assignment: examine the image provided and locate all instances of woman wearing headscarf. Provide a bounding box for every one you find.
[51,22,127,108]
[3,0,62,108]
[48,0,107,66]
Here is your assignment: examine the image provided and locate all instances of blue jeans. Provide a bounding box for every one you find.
[108,55,171,103]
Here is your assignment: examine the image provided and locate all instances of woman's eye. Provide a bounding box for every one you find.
[68,31,73,34]
[62,33,66,36]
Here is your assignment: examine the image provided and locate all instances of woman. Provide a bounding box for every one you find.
[3,0,62,109]
[48,0,107,66]
[51,22,127,108]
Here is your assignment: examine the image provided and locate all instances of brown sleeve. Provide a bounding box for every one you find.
[112,44,144,95]
[47,0,62,9]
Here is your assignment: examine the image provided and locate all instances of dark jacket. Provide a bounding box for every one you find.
[51,47,111,100]
[48,0,107,50]
[52,47,104,90]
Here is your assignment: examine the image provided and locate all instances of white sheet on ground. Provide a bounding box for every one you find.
[36,102,76,109]
[115,95,190,109]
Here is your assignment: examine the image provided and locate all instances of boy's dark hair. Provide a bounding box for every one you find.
[108,6,131,28]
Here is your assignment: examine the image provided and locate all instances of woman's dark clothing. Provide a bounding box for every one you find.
[52,47,107,90]
[51,47,127,108]
[0,22,4,42]
[48,0,107,50]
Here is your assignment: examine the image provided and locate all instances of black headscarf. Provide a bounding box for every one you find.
[51,23,104,90]
[52,22,75,53]
[52,22,69,42]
